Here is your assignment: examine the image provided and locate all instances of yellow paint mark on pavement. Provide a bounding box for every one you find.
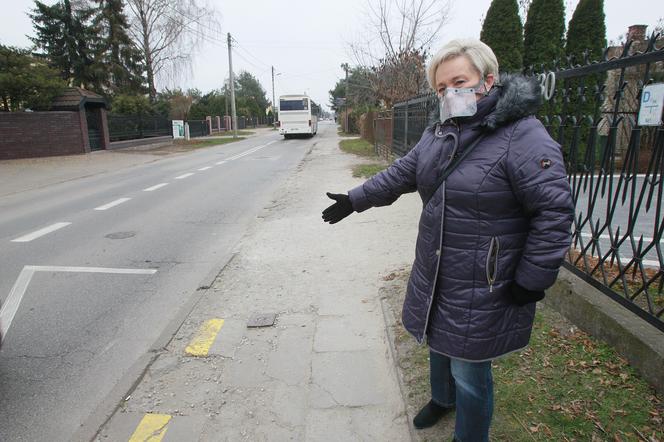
[185,318,224,357]
[128,413,171,442]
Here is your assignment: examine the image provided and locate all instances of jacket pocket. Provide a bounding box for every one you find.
[486,236,500,293]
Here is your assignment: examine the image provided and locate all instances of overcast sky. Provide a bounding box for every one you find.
[1,0,661,111]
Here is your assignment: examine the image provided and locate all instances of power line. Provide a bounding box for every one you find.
[231,38,272,70]
[232,51,272,73]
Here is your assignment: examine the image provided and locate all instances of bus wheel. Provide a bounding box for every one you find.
[284,134,291,139]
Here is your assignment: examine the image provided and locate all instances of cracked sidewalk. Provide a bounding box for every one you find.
[95,129,422,441]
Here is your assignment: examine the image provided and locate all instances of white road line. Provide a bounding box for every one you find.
[175,173,194,180]
[215,160,227,165]
[11,222,72,243]
[226,140,277,161]
[0,265,157,342]
[94,198,131,211]
[143,183,169,192]
[24,265,157,274]
[579,232,663,244]
[198,166,212,171]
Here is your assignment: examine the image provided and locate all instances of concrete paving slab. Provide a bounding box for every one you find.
[270,383,309,428]
[306,406,410,442]
[305,408,357,441]
[223,339,272,388]
[311,350,391,407]
[266,326,313,386]
[207,317,246,358]
[313,312,384,352]
[308,382,339,409]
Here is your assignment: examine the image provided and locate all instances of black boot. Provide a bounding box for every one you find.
[413,400,453,429]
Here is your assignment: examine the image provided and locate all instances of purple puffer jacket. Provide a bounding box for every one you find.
[349,75,574,361]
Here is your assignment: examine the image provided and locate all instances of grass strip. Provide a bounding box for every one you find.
[339,138,376,157]
[381,269,663,441]
[353,163,387,178]
[213,130,255,136]
[175,137,245,149]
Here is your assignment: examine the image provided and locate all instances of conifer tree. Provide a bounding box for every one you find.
[92,0,145,94]
[30,0,102,90]
[480,0,524,73]
[565,0,607,168]
[523,0,565,71]
[565,0,606,64]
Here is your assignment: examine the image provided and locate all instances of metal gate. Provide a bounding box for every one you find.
[86,108,102,151]
[187,120,208,138]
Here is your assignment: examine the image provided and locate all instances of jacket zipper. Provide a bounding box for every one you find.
[421,181,446,343]
[486,236,500,293]
[421,123,460,343]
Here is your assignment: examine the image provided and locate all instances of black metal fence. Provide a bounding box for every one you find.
[108,114,171,142]
[187,120,208,138]
[392,93,437,156]
[384,35,664,331]
[535,35,664,332]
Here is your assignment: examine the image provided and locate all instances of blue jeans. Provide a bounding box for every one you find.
[430,350,493,442]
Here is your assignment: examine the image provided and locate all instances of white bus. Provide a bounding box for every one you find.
[278,94,318,139]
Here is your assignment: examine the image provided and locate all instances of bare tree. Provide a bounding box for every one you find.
[125,0,220,100]
[347,0,449,107]
[349,0,450,68]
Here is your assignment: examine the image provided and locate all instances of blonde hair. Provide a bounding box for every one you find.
[427,39,500,90]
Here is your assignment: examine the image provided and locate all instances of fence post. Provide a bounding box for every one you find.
[184,122,190,140]
[404,99,409,151]
[373,116,377,156]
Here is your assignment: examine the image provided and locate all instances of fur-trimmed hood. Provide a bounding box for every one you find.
[428,74,542,131]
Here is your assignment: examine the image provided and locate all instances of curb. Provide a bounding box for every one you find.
[545,267,664,396]
[380,296,417,442]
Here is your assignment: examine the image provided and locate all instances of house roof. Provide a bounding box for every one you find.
[51,87,107,110]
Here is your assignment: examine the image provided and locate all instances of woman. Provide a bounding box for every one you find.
[322,39,574,441]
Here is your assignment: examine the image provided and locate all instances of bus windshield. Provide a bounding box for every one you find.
[280,99,309,111]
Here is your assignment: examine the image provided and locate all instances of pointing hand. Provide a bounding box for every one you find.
[322,192,354,224]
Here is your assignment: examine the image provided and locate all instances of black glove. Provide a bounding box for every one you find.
[508,282,545,306]
[322,192,354,224]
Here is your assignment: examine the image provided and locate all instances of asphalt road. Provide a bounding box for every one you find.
[571,175,663,268]
[0,126,325,441]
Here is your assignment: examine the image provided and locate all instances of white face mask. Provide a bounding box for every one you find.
[439,79,487,123]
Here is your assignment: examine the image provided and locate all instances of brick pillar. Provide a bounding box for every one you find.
[206,116,212,135]
[216,116,221,132]
[99,107,110,150]
[224,115,232,131]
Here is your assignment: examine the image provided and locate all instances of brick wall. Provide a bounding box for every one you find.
[0,111,87,160]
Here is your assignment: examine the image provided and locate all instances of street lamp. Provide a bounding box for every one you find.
[272,67,281,127]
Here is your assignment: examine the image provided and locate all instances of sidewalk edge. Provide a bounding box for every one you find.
[380,296,416,442]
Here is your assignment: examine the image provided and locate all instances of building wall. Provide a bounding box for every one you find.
[0,111,88,160]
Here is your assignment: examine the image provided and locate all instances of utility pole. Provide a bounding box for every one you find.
[341,63,350,133]
[227,32,238,139]
[224,83,229,118]
[271,66,276,127]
